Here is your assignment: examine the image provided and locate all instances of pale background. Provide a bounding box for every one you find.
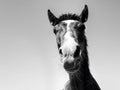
[0,0,120,90]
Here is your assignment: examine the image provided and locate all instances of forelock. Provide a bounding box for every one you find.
[56,14,80,24]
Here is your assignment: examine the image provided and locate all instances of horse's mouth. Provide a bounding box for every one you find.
[63,57,81,73]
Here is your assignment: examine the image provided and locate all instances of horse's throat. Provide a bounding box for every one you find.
[69,70,85,90]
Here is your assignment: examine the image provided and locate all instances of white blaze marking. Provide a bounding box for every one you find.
[60,20,79,63]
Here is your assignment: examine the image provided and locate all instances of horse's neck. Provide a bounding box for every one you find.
[66,48,90,90]
[69,66,89,90]
[64,49,101,90]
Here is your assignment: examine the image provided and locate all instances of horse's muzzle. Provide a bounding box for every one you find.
[63,59,80,73]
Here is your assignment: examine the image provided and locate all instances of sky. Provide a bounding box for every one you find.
[0,0,120,90]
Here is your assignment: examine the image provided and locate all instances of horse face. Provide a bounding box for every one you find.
[54,20,81,63]
[54,20,86,72]
[48,5,88,72]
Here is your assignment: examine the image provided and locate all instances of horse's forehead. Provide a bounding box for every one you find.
[62,20,77,24]
[61,20,78,29]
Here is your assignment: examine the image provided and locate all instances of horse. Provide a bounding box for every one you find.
[47,5,101,90]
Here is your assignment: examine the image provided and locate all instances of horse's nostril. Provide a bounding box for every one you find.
[74,46,80,58]
[59,49,62,55]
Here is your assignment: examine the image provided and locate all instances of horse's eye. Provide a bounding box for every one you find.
[74,23,81,29]
[79,24,85,30]
[77,23,81,27]
[75,24,85,31]
[53,29,58,34]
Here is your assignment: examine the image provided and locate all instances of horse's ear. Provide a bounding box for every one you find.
[48,9,58,26]
[79,5,88,23]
